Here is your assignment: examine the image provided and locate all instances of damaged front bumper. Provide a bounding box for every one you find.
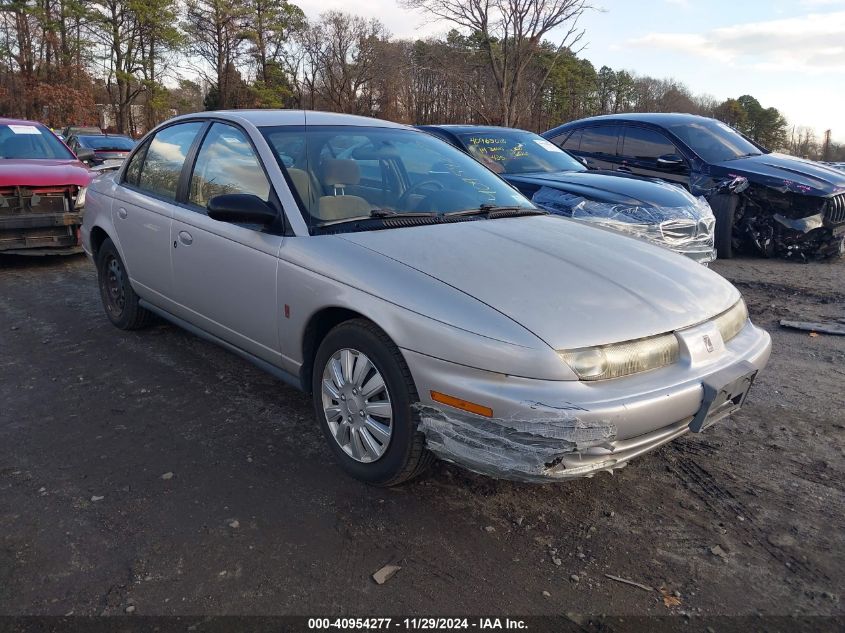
[0,186,84,254]
[405,321,771,482]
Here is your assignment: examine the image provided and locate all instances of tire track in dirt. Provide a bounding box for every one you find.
[668,443,829,585]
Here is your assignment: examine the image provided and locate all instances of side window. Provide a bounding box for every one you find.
[189,123,270,209]
[560,130,582,151]
[579,126,619,156]
[123,140,149,186]
[622,127,678,160]
[136,122,204,200]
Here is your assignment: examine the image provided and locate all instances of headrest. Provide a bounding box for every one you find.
[321,159,360,187]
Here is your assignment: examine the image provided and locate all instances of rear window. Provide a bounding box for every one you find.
[0,124,75,160]
[79,135,135,151]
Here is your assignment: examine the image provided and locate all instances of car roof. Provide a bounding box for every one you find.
[554,113,719,128]
[77,133,131,138]
[166,109,410,129]
[0,117,48,127]
[420,124,537,135]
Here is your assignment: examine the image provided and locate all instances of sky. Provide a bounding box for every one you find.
[302,0,845,142]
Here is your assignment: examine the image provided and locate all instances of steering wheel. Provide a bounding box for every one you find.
[396,179,445,209]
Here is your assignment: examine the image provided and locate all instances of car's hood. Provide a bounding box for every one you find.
[339,216,739,350]
[713,153,845,196]
[0,159,92,187]
[506,170,696,208]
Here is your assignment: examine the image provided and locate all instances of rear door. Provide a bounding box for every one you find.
[563,125,621,171]
[619,125,690,185]
[170,121,284,364]
[111,121,205,310]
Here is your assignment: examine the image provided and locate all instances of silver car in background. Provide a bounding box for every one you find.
[81,110,771,485]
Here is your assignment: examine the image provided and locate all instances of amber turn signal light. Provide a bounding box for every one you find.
[430,391,493,418]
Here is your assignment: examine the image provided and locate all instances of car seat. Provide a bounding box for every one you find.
[317,159,371,221]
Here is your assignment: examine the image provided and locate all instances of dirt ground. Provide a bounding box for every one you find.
[1,253,843,620]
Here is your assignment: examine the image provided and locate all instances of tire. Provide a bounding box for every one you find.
[96,238,152,330]
[312,319,433,486]
[710,193,738,259]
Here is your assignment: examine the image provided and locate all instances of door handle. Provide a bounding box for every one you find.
[178,230,193,245]
[117,207,128,219]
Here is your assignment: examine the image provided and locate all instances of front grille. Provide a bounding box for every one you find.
[827,194,845,224]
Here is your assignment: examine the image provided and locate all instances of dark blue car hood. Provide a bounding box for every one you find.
[712,153,845,197]
[505,170,696,208]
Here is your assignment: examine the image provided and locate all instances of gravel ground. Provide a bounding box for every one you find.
[0,253,843,619]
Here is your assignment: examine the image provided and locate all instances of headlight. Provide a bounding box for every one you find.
[558,332,679,381]
[75,186,87,210]
[712,299,748,343]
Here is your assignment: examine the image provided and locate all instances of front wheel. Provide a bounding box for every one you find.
[710,193,738,259]
[312,319,433,486]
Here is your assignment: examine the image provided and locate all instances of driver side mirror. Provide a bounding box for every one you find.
[207,194,277,225]
[76,148,95,164]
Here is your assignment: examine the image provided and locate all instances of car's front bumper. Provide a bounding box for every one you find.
[404,321,771,482]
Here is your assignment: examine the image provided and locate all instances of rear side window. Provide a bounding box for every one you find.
[559,130,582,151]
[123,140,149,186]
[622,127,678,160]
[136,122,204,200]
[579,126,619,155]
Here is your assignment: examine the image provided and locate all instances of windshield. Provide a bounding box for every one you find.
[458,130,586,175]
[80,135,135,151]
[668,119,765,163]
[0,124,75,160]
[261,125,535,231]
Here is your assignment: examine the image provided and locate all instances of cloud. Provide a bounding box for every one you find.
[628,11,845,73]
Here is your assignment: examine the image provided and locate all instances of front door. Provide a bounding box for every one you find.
[170,122,284,364]
[619,125,690,186]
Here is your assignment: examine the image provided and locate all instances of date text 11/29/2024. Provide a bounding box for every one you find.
[308,618,528,630]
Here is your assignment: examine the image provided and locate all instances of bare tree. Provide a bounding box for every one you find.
[297,11,388,115]
[401,0,590,126]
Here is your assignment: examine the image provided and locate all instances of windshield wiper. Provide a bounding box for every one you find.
[369,209,437,218]
[314,209,438,230]
[725,152,762,160]
[444,204,546,218]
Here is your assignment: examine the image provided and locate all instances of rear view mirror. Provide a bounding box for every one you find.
[76,148,95,163]
[207,194,277,225]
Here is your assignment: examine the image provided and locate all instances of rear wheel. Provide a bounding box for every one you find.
[710,193,738,259]
[312,319,432,486]
[96,238,152,330]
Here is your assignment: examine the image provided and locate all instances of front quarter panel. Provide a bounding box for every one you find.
[275,235,575,382]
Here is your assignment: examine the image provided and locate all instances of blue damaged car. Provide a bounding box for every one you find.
[544,113,845,260]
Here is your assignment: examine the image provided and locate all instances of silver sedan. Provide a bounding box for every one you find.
[80,110,771,485]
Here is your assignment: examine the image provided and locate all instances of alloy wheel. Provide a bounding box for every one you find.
[321,348,393,463]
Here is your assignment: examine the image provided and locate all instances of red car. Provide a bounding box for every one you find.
[0,117,93,254]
